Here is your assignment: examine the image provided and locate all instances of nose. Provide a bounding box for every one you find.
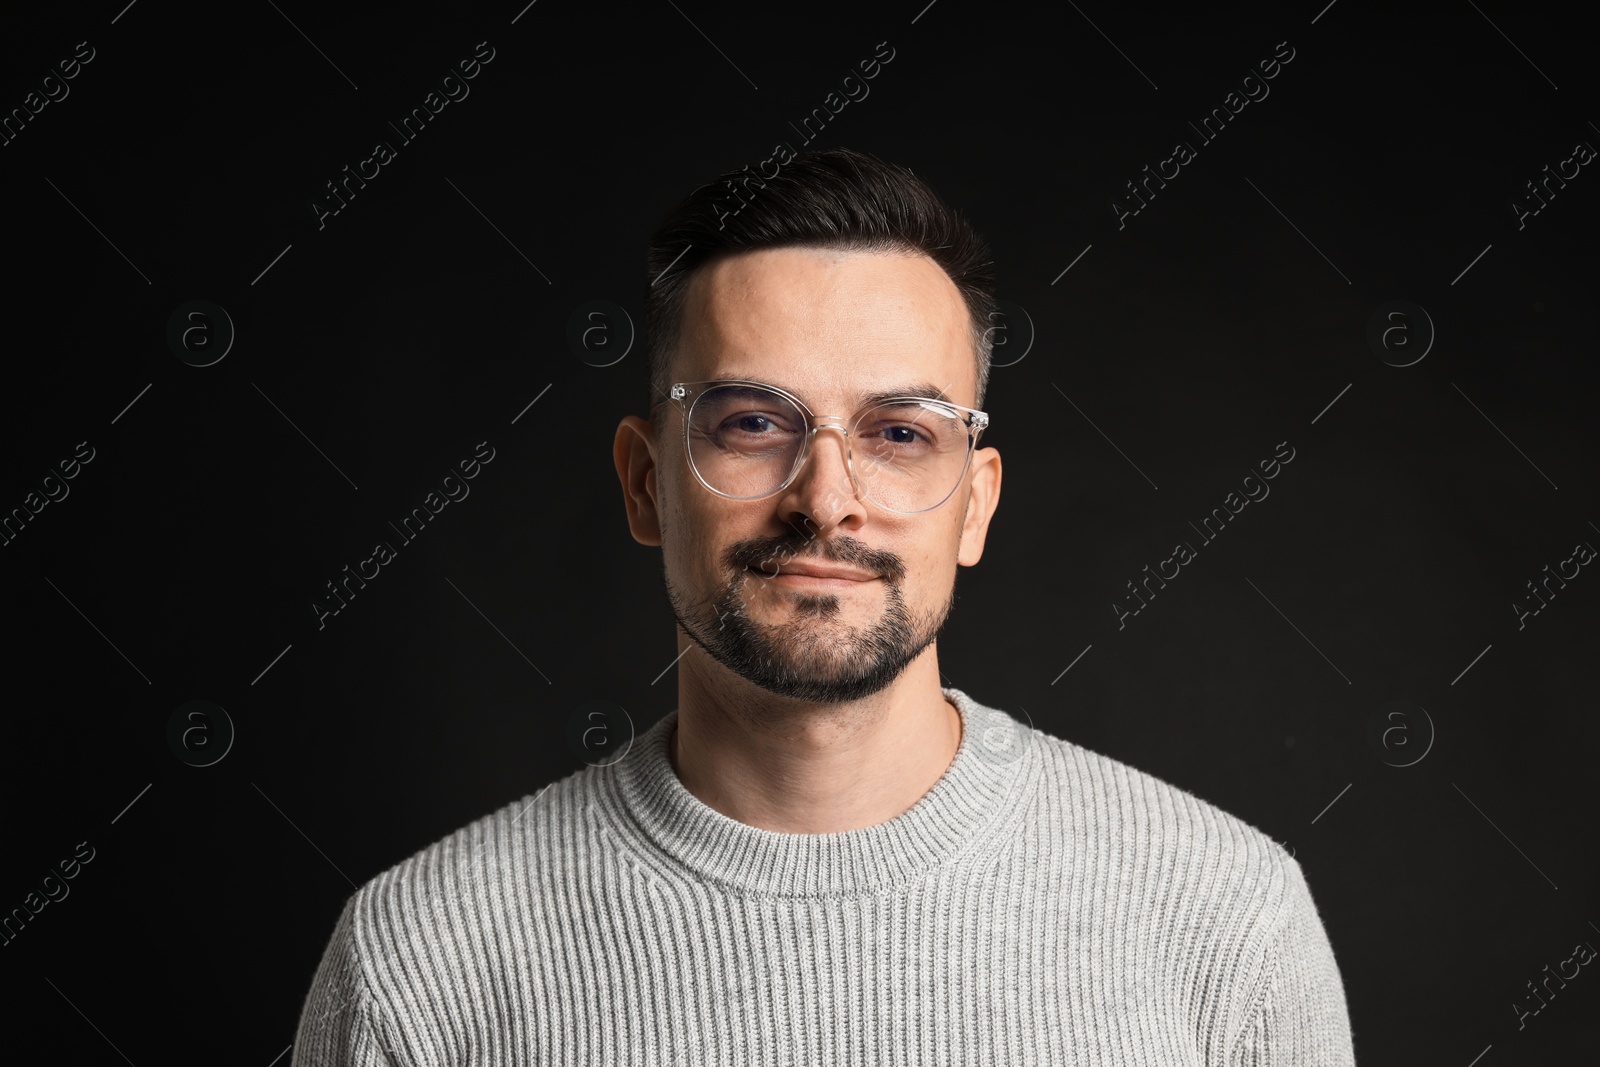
[778,421,867,530]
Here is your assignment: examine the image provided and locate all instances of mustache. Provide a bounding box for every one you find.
[725,532,906,584]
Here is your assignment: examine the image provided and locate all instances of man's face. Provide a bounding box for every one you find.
[617,246,1001,704]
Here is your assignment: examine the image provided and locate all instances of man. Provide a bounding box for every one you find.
[292,147,1357,1064]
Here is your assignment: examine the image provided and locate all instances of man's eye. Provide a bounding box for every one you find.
[867,424,928,446]
[726,413,792,434]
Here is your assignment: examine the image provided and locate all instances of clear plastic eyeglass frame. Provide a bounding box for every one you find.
[666,379,990,515]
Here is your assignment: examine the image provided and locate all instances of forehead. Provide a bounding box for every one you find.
[674,246,976,407]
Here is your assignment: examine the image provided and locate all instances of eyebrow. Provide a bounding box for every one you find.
[713,376,959,410]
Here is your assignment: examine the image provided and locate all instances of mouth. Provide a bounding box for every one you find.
[746,562,879,586]
[768,571,878,588]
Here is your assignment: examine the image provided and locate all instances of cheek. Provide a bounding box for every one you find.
[891,530,949,587]
[896,552,957,619]
[658,466,695,543]
[664,489,728,582]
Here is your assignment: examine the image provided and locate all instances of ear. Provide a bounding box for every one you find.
[956,446,1001,567]
[613,415,663,546]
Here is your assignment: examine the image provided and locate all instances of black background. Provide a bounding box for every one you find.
[1,0,1595,1062]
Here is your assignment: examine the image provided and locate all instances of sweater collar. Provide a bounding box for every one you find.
[608,686,1034,898]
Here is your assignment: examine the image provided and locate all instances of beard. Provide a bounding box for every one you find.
[664,531,957,704]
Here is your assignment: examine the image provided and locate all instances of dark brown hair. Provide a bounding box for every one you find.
[642,147,997,428]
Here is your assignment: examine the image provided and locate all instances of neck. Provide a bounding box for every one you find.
[667,643,962,834]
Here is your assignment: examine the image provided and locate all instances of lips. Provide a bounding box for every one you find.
[772,563,876,581]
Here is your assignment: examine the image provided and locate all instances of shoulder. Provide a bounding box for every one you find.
[1024,726,1351,1055]
[343,767,599,964]
[1026,725,1301,928]
[1023,727,1320,1032]
[298,769,607,1058]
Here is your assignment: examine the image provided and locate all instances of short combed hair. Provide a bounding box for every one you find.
[641,147,997,428]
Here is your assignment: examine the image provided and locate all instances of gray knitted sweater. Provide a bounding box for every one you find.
[292,687,1357,1065]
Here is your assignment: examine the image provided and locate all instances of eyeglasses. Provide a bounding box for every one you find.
[666,379,989,514]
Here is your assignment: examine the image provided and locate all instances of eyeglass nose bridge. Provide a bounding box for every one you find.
[785,419,861,499]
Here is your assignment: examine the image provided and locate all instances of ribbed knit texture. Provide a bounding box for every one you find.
[291,687,1356,1065]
